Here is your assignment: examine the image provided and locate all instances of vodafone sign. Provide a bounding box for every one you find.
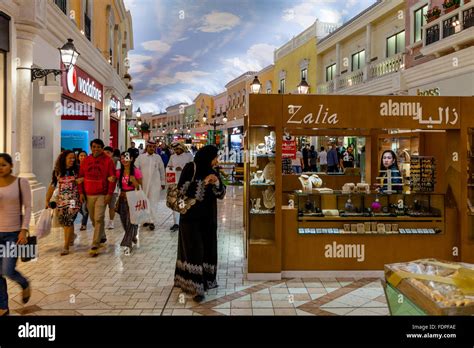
[67,67,77,93]
[62,65,103,110]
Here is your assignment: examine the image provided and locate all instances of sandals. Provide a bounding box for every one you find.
[60,248,69,256]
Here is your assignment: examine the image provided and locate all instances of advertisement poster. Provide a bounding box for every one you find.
[282,135,296,159]
[61,130,89,151]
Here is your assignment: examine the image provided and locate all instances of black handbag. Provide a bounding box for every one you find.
[18,178,37,262]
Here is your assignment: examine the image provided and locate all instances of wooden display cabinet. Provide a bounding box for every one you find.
[246,94,469,277]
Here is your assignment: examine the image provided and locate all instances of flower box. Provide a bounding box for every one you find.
[444,4,460,13]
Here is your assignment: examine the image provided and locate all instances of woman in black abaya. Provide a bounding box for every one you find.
[174,145,226,302]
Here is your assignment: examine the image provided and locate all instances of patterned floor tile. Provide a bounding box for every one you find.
[6,188,390,316]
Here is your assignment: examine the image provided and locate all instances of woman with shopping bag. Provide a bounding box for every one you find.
[34,208,52,239]
[116,152,143,254]
[45,151,82,256]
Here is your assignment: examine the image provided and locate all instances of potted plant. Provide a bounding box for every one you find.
[425,6,442,22]
[443,0,461,13]
[140,122,151,138]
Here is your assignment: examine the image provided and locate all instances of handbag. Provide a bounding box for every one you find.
[18,178,37,262]
[166,162,197,214]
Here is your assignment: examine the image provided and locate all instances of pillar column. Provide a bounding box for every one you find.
[16,25,36,180]
[335,43,341,92]
[364,23,372,82]
[15,23,46,225]
[103,89,113,146]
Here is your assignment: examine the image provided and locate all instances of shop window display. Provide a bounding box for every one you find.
[246,126,276,243]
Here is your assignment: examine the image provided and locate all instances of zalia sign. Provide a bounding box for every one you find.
[287,104,339,125]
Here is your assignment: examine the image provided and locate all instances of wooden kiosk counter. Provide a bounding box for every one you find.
[245,94,473,279]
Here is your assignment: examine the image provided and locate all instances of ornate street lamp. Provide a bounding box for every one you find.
[135,107,142,117]
[222,111,228,124]
[124,93,132,107]
[59,38,80,70]
[297,77,310,94]
[202,113,207,123]
[25,38,79,82]
[250,76,262,94]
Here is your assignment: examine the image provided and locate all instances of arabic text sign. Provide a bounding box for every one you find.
[274,95,462,129]
[379,99,459,129]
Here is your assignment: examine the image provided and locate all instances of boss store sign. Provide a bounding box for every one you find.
[61,64,103,110]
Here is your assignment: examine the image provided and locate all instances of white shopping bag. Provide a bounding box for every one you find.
[35,208,53,239]
[126,189,152,225]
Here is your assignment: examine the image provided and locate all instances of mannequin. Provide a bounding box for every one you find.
[262,186,275,209]
[298,174,312,193]
[263,159,276,183]
[264,131,276,154]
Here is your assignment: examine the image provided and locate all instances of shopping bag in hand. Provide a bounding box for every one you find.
[166,169,177,185]
[35,208,53,239]
[126,189,152,225]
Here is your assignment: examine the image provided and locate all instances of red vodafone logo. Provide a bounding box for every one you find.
[67,67,77,94]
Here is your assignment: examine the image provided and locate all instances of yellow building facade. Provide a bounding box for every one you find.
[273,20,338,94]
[66,0,133,79]
[252,65,275,94]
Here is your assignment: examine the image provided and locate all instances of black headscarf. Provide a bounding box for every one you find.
[194,145,218,179]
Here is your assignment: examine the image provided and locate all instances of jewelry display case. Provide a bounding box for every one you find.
[294,191,444,234]
[247,126,276,243]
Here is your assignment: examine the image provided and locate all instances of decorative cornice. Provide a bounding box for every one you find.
[317,0,403,53]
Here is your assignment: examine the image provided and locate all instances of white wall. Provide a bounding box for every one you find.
[32,82,60,188]
[408,73,474,96]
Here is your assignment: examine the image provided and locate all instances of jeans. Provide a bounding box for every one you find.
[80,202,89,226]
[292,166,302,174]
[327,165,338,173]
[0,232,29,310]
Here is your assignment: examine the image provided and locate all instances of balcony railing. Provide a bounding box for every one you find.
[423,2,474,46]
[317,80,335,94]
[337,70,364,89]
[316,53,404,94]
[369,53,404,79]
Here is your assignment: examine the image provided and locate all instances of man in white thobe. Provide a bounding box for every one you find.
[135,141,165,230]
[167,142,194,231]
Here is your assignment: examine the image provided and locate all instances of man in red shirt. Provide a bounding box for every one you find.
[78,139,116,256]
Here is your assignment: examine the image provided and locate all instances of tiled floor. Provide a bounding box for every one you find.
[7,186,389,316]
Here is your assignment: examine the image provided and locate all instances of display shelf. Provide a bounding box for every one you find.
[250,183,275,186]
[297,228,441,235]
[249,239,274,245]
[250,211,275,215]
[299,216,443,221]
[255,154,276,158]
